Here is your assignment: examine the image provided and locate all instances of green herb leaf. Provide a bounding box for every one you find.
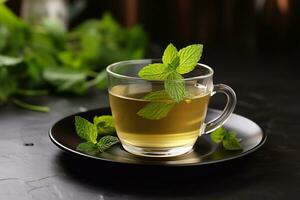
[162,43,179,68]
[137,102,175,120]
[97,136,119,152]
[0,4,147,111]
[80,28,102,61]
[0,68,17,102]
[210,127,243,150]
[223,132,243,150]
[0,55,23,67]
[86,70,107,89]
[43,68,88,94]
[176,44,203,74]
[75,116,97,144]
[164,72,185,102]
[138,63,169,80]
[93,115,116,135]
[41,18,66,38]
[210,127,226,143]
[169,57,180,69]
[143,90,172,101]
[58,51,82,69]
[76,142,99,155]
[136,90,174,120]
[137,43,204,119]
[12,98,50,112]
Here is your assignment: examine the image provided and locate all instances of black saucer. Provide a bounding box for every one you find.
[49,107,266,166]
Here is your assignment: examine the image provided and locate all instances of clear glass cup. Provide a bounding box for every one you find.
[107,59,236,157]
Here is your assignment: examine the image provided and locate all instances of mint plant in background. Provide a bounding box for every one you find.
[0,2,147,112]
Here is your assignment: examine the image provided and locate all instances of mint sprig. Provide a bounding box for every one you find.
[138,63,169,80]
[176,44,203,74]
[162,43,179,68]
[137,90,175,120]
[74,115,119,155]
[93,115,116,136]
[76,142,99,155]
[210,127,242,150]
[138,43,203,120]
[137,102,175,120]
[97,136,120,152]
[75,116,98,144]
[142,90,173,101]
[164,72,185,102]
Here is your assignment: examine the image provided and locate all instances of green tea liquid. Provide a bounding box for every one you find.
[109,84,210,148]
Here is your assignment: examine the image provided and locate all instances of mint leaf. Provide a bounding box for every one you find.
[137,43,204,119]
[169,57,180,69]
[162,43,179,68]
[12,98,50,112]
[0,55,23,67]
[0,4,147,111]
[97,136,119,152]
[210,127,243,150]
[93,115,116,135]
[176,44,203,74]
[164,72,185,102]
[143,90,172,102]
[86,70,107,89]
[137,102,175,120]
[76,142,99,155]
[210,127,226,143]
[136,90,174,120]
[138,63,169,80]
[43,68,88,94]
[0,68,17,102]
[75,115,119,154]
[75,116,97,144]
[223,132,242,150]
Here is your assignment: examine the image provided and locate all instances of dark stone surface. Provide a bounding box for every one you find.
[0,54,299,200]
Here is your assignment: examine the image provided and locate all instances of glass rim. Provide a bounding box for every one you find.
[106,59,214,81]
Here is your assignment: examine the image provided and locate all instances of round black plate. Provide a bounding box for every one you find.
[49,108,266,166]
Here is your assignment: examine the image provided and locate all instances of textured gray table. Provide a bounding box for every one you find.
[0,55,299,200]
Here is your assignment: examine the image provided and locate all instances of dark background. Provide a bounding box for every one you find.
[7,0,300,57]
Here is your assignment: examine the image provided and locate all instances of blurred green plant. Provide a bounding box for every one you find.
[0,2,148,112]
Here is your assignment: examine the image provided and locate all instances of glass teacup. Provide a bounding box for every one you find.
[107,59,236,157]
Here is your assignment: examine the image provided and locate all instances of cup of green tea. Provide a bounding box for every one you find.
[106,45,236,157]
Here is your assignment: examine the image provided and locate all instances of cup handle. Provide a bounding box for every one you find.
[203,84,237,134]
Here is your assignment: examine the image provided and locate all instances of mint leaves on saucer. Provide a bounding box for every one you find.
[74,115,119,155]
[96,136,120,152]
[75,116,98,144]
[138,43,203,120]
[210,127,242,150]
[93,115,116,135]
